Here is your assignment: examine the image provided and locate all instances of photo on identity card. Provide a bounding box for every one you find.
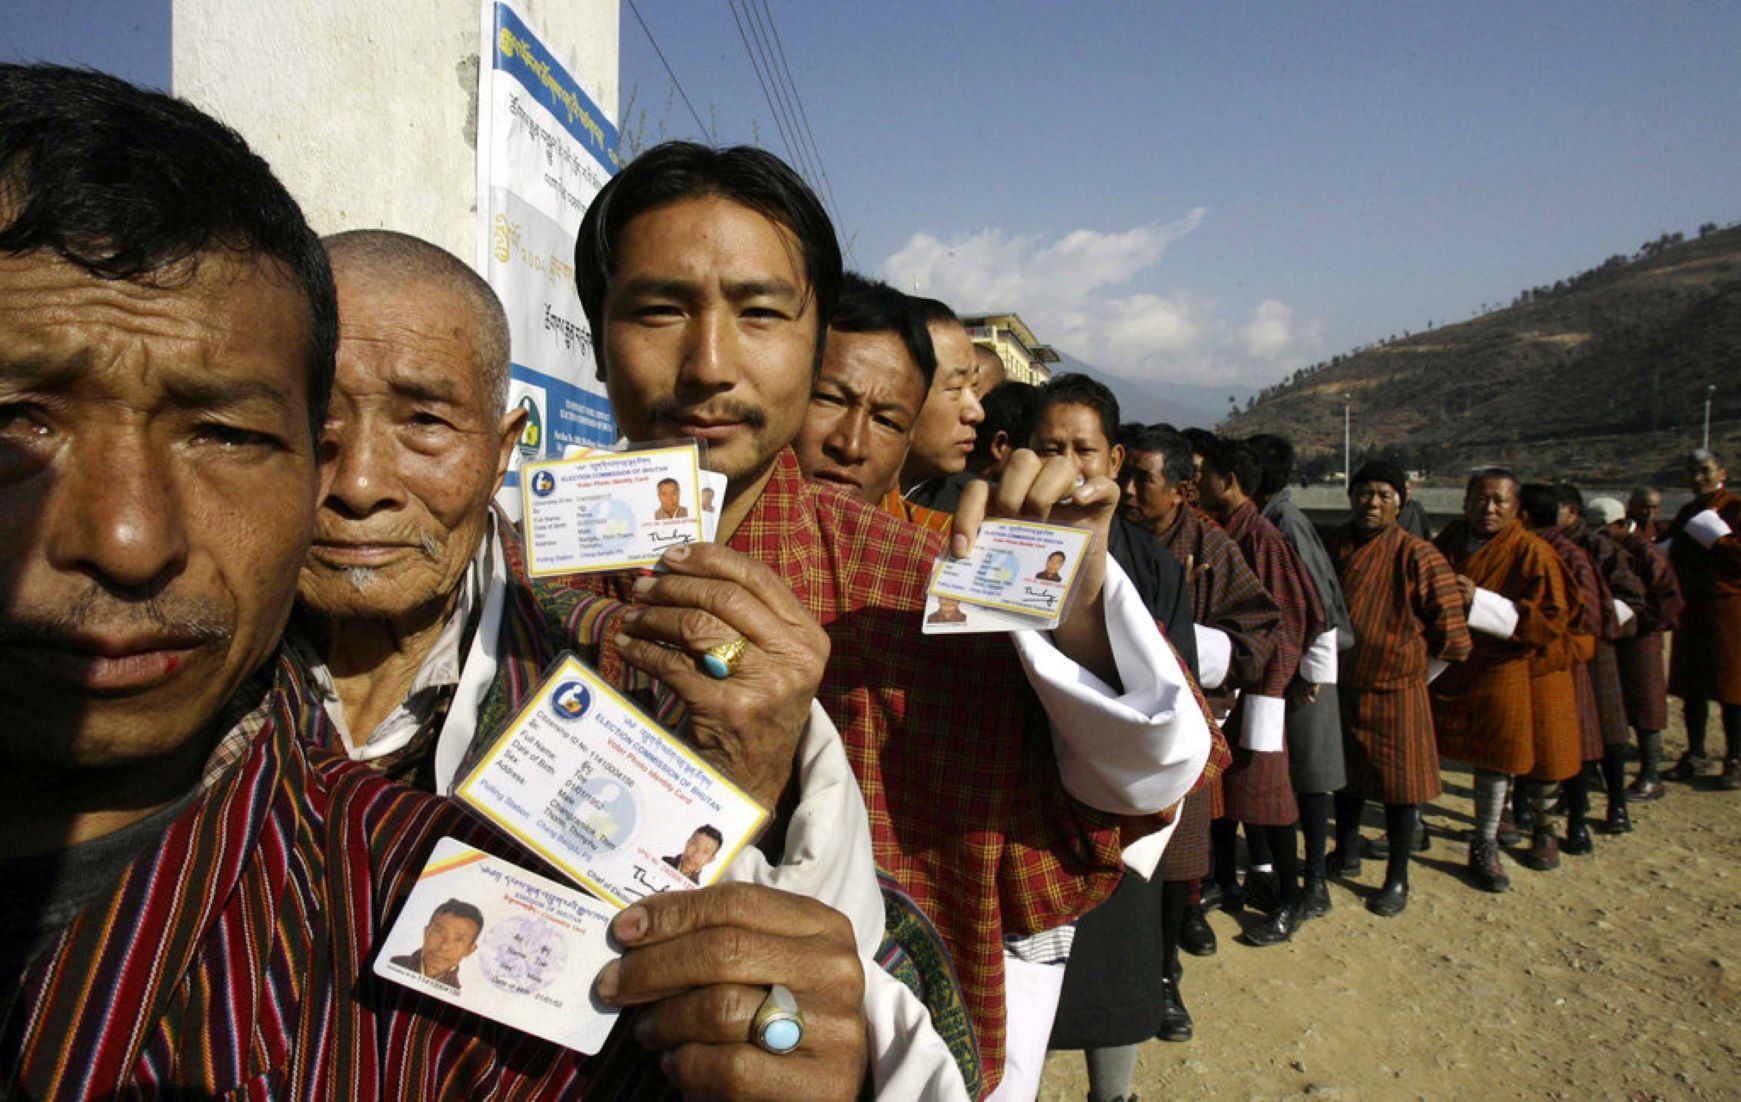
[373,837,621,1054]
[454,653,769,907]
[924,518,1092,631]
[520,443,707,576]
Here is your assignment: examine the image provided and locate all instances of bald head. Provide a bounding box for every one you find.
[323,230,511,410]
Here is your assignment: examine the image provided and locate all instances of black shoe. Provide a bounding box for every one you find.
[1302,876,1331,920]
[1241,900,1301,946]
[1213,883,1244,913]
[1414,818,1431,853]
[1667,752,1711,781]
[1720,759,1741,791]
[1179,902,1218,957]
[1198,880,1224,910]
[1366,880,1409,918]
[1158,977,1193,1042]
[1601,802,1633,834]
[1244,869,1280,914]
[1365,833,1388,858]
[1468,837,1511,893]
[1326,846,1362,878]
[1562,819,1594,856]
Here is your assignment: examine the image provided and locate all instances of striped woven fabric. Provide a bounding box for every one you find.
[1,654,677,1099]
[878,485,956,534]
[1536,525,1602,774]
[1328,522,1472,803]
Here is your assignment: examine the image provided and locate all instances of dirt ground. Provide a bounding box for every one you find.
[1039,711,1741,1101]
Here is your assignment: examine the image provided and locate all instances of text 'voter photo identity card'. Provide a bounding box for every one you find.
[373,837,620,1054]
[454,653,769,908]
[923,518,1093,634]
[521,443,706,576]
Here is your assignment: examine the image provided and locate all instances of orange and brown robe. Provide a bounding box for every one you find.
[1667,486,1741,705]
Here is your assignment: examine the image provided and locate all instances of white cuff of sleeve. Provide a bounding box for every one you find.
[1686,509,1733,549]
[1240,694,1287,752]
[1427,657,1451,684]
[1013,556,1212,816]
[1467,587,1520,639]
[1121,815,1179,879]
[1297,628,1339,683]
[1193,624,1232,690]
[1613,599,1636,630]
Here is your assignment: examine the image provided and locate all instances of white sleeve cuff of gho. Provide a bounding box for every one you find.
[1687,509,1733,549]
[1193,624,1232,690]
[1613,599,1636,629]
[1240,694,1287,752]
[1013,556,1212,816]
[1427,657,1451,683]
[1467,587,1520,639]
[1297,628,1339,683]
[1120,815,1180,879]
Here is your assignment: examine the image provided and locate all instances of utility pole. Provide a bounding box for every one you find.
[1343,394,1352,491]
[1705,384,1717,449]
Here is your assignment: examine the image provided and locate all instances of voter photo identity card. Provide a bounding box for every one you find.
[521,443,707,576]
[454,653,769,908]
[923,518,1092,634]
[373,837,620,1054]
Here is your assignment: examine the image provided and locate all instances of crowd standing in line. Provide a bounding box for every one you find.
[1,64,1736,1102]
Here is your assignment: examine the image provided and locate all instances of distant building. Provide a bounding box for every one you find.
[960,312,1060,385]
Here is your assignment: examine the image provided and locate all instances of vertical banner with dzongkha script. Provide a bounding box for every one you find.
[478,1,620,517]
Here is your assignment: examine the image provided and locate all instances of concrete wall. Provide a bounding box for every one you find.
[173,0,617,261]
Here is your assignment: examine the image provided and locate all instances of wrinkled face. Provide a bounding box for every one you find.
[601,196,817,492]
[1119,449,1184,532]
[1627,491,1660,527]
[679,831,721,875]
[0,250,317,772]
[1351,480,1401,534]
[657,480,681,513]
[903,319,983,480]
[1689,456,1728,498]
[420,911,480,976]
[298,272,519,627]
[1464,475,1519,536]
[1030,401,1123,482]
[794,328,925,502]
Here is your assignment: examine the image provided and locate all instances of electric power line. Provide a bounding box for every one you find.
[624,0,709,140]
[753,0,849,250]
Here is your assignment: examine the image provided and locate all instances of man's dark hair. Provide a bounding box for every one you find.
[692,824,724,846]
[573,141,841,378]
[432,898,485,934]
[1519,482,1561,528]
[1123,424,1195,487]
[657,477,678,490]
[1465,466,1519,495]
[1554,482,1584,514]
[1033,373,1121,446]
[830,271,937,386]
[1199,435,1261,498]
[907,295,958,327]
[0,64,337,437]
[1247,433,1296,499]
[1181,427,1218,460]
[970,381,1041,467]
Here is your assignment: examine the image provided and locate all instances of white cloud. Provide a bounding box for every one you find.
[878,211,1324,386]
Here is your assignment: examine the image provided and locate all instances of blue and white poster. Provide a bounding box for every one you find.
[477,1,620,517]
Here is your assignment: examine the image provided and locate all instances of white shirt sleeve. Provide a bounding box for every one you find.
[1612,599,1636,630]
[1297,628,1339,683]
[1120,815,1180,879]
[1467,587,1521,639]
[1011,556,1213,817]
[722,703,969,1101]
[1193,624,1232,690]
[1241,694,1287,752]
[1427,657,1451,683]
[1686,509,1733,549]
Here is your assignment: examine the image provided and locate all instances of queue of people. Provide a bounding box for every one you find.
[0,64,1735,1102]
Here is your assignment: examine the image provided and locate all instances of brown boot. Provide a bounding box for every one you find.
[1467,837,1510,893]
[1495,812,1522,847]
[1519,829,1560,871]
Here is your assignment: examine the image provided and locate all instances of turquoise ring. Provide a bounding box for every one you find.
[752,982,804,1054]
[702,636,748,680]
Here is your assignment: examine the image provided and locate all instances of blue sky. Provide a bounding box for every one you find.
[10,1,1740,390]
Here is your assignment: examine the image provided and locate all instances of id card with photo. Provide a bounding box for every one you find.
[925,519,1092,631]
[373,837,620,1054]
[522,444,706,575]
[454,653,769,907]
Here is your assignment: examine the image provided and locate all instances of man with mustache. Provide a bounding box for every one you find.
[296,229,969,1097]
[0,66,929,1101]
[562,141,1217,1096]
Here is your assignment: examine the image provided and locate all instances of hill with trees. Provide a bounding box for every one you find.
[1220,222,1741,485]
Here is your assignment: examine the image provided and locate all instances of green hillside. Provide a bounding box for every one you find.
[1221,224,1741,485]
